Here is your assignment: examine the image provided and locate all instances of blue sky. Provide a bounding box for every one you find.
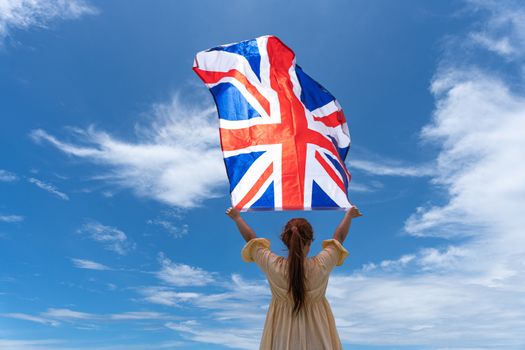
[1,0,525,349]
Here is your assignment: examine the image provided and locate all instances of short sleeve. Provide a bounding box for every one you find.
[241,237,271,262]
[315,239,349,270]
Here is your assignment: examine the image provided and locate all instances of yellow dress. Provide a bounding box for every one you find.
[241,237,349,350]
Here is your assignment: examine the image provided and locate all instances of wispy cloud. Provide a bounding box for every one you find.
[76,220,135,255]
[147,219,188,238]
[0,338,187,350]
[156,252,215,287]
[0,0,97,44]
[41,308,93,320]
[27,177,69,200]
[0,169,18,182]
[0,313,59,326]
[109,311,171,321]
[360,245,469,274]
[138,270,270,319]
[138,287,200,307]
[1,308,175,332]
[70,258,111,271]
[166,320,259,350]
[0,214,24,223]
[468,0,525,59]
[347,179,384,193]
[135,252,271,325]
[30,95,226,208]
[348,158,434,177]
[39,308,174,322]
[0,338,66,350]
[139,272,269,349]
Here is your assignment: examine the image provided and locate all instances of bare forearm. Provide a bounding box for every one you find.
[333,206,362,243]
[233,217,257,242]
[333,210,353,243]
[226,207,257,242]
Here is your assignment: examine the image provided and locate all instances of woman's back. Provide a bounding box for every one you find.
[242,238,349,350]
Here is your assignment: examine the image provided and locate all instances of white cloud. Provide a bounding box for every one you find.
[27,177,69,200]
[0,169,17,181]
[41,308,93,320]
[347,182,374,192]
[416,246,470,271]
[470,32,515,56]
[200,274,270,322]
[21,308,168,322]
[108,311,171,321]
[348,158,434,177]
[147,219,188,238]
[138,287,200,307]
[468,0,525,59]
[0,214,23,222]
[76,220,134,255]
[347,179,384,193]
[165,320,259,350]
[156,253,215,286]
[361,254,416,273]
[406,72,525,238]
[30,95,226,208]
[138,272,270,349]
[361,244,472,276]
[0,0,97,44]
[70,258,111,271]
[0,339,66,350]
[0,338,187,350]
[0,313,59,326]
[1,308,175,332]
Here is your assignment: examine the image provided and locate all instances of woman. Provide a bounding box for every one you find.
[226,206,362,350]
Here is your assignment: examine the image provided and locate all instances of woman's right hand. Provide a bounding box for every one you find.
[225,207,241,221]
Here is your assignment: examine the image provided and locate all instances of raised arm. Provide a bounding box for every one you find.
[226,207,257,242]
[332,206,362,244]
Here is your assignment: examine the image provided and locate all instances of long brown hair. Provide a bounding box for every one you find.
[280,218,313,316]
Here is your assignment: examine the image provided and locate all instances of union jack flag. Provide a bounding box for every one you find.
[193,35,352,211]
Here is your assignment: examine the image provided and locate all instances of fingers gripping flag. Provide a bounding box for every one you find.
[193,35,352,211]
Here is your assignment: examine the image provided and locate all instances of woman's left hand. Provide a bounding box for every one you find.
[348,206,363,219]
